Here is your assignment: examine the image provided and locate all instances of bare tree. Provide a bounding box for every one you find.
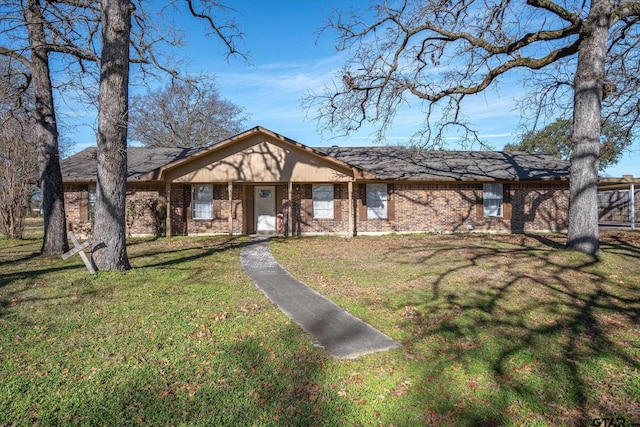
[129,76,246,148]
[91,0,246,270]
[1,0,246,264]
[309,0,640,255]
[0,61,37,239]
[0,0,75,254]
[91,0,132,271]
[0,116,37,239]
[1,0,102,254]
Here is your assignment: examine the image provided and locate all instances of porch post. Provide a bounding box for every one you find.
[288,181,293,236]
[165,181,172,238]
[228,181,233,235]
[348,180,354,237]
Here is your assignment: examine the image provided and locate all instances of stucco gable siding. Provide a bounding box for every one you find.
[166,134,354,183]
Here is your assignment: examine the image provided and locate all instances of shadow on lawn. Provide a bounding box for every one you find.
[600,230,640,258]
[0,236,255,310]
[47,325,347,426]
[0,237,84,293]
[127,236,259,270]
[383,232,640,425]
[0,236,353,426]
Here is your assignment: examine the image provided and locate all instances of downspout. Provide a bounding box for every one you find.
[228,181,233,235]
[624,174,635,230]
[348,180,354,237]
[288,181,293,237]
[165,181,172,238]
[631,180,635,230]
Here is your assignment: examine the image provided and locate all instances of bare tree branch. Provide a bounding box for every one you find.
[308,0,640,254]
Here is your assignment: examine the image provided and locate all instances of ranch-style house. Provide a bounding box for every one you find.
[60,126,571,238]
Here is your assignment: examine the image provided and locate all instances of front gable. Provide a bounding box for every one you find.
[158,127,363,183]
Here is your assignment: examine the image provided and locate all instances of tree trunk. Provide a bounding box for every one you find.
[92,0,132,271]
[25,0,69,255]
[568,0,614,255]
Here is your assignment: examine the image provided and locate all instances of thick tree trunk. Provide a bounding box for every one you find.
[25,0,69,255]
[568,0,614,255]
[92,0,132,271]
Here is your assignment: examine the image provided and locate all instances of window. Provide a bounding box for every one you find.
[367,183,387,219]
[258,189,272,198]
[88,185,97,219]
[312,184,334,219]
[192,185,213,219]
[483,183,503,217]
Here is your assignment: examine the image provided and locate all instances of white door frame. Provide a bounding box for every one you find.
[254,185,276,233]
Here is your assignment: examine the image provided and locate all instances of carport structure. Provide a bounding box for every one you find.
[598,174,639,229]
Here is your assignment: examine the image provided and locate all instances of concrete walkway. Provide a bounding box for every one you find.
[240,238,401,359]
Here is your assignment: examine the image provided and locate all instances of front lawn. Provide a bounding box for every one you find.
[1,231,638,426]
[271,232,640,426]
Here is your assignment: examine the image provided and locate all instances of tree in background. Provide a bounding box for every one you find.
[0,60,37,239]
[129,76,246,148]
[309,0,640,255]
[0,115,36,239]
[505,118,632,172]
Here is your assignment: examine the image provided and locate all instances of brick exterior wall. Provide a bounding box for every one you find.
[125,186,167,237]
[64,184,93,237]
[356,183,479,234]
[64,181,569,238]
[64,183,166,238]
[184,184,244,235]
[285,184,350,235]
[169,184,187,236]
[352,182,568,234]
[509,183,570,232]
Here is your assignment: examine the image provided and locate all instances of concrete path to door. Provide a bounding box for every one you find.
[240,237,401,359]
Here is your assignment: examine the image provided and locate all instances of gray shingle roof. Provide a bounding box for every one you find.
[60,146,203,182]
[318,146,569,181]
[60,144,569,183]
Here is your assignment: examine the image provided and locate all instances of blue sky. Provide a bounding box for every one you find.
[61,0,639,177]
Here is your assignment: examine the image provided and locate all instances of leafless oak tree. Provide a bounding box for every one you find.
[91,0,132,271]
[0,0,246,266]
[309,0,640,255]
[0,117,36,240]
[129,76,247,148]
[0,60,37,239]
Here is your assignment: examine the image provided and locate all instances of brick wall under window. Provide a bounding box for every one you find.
[64,181,569,237]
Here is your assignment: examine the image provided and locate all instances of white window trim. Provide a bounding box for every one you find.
[192,184,213,220]
[483,183,503,217]
[367,183,388,219]
[312,184,334,219]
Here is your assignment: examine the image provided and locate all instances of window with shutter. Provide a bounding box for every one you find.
[312,184,334,219]
[367,184,388,219]
[483,183,503,217]
[192,185,213,220]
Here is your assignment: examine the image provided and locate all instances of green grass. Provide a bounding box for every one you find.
[1,230,639,426]
[271,232,640,426]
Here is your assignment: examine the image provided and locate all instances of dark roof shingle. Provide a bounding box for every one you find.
[318,146,569,181]
[60,144,569,183]
[60,146,203,182]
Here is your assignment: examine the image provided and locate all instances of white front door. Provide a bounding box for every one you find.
[254,185,276,233]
